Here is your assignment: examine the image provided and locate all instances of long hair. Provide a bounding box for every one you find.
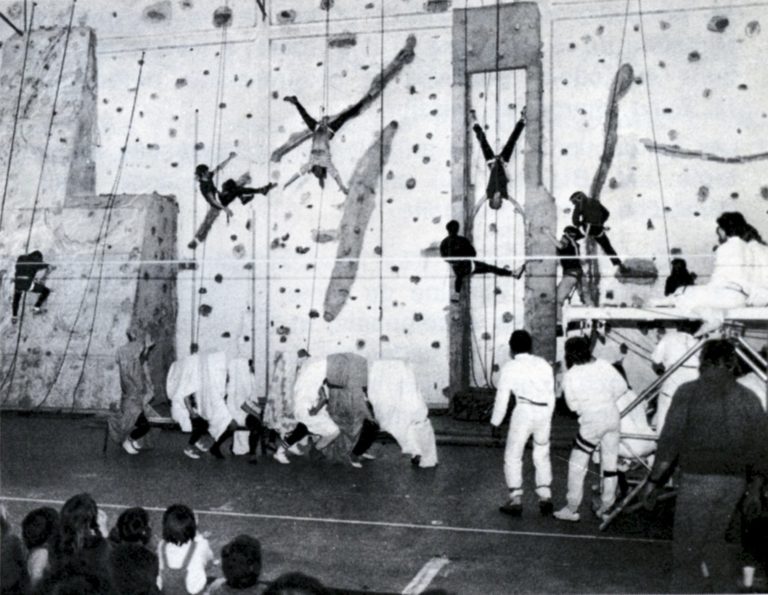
[55,493,99,561]
[716,212,765,244]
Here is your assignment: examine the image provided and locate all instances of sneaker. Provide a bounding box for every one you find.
[129,438,142,452]
[499,501,523,517]
[594,503,613,520]
[32,307,44,315]
[553,507,580,522]
[349,455,363,469]
[539,500,554,516]
[122,439,139,455]
[361,452,376,461]
[183,446,201,459]
[273,448,290,465]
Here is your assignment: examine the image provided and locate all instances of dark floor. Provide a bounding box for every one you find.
[0,413,676,594]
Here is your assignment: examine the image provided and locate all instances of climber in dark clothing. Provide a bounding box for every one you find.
[471,108,526,218]
[440,220,525,293]
[569,191,625,270]
[664,258,697,296]
[283,94,368,195]
[189,152,276,249]
[12,250,51,323]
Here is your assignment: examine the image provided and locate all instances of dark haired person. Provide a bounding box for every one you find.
[283,94,369,195]
[643,339,768,593]
[470,108,526,217]
[439,220,524,293]
[11,249,51,323]
[545,225,587,317]
[554,337,628,522]
[491,330,556,517]
[158,504,213,594]
[188,152,275,249]
[664,258,697,297]
[207,535,262,594]
[569,191,625,271]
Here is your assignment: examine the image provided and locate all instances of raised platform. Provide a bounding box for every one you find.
[564,305,768,328]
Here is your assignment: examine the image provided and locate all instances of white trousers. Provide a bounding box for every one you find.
[566,408,620,511]
[504,404,553,500]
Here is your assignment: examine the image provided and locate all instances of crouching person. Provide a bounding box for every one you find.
[273,356,340,464]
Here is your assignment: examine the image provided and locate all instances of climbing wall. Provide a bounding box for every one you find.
[551,2,768,307]
[267,26,453,403]
[0,24,178,410]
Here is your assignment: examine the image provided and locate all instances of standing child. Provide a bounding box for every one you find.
[490,330,555,517]
[21,506,59,590]
[206,535,262,594]
[157,504,214,595]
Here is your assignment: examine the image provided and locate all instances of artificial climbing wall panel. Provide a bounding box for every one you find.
[268,26,453,403]
[0,194,177,410]
[551,1,768,307]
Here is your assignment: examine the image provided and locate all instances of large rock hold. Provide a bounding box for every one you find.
[0,193,178,411]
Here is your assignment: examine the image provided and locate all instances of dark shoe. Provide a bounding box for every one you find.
[499,501,523,517]
[209,444,225,459]
[411,455,421,467]
[539,500,554,516]
[248,454,259,465]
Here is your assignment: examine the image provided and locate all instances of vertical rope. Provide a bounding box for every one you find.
[250,203,256,365]
[637,0,672,264]
[191,108,199,352]
[489,0,502,387]
[0,3,35,232]
[265,36,273,390]
[377,0,385,359]
[25,0,77,252]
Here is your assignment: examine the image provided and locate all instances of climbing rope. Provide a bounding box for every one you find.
[636,0,672,263]
[191,108,199,351]
[0,2,35,232]
[377,0,386,359]
[305,3,333,354]
[32,52,146,410]
[25,0,78,251]
[195,17,230,347]
[66,51,147,409]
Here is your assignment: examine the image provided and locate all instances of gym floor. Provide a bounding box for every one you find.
[0,413,674,594]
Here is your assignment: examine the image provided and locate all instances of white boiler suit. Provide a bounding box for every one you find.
[491,353,555,500]
[562,359,628,513]
[650,330,700,434]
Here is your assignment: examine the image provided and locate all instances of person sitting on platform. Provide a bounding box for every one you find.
[11,249,51,323]
[664,258,697,297]
[554,337,628,522]
[440,220,525,294]
[491,330,555,517]
[650,320,702,434]
[660,212,768,320]
[569,191,626,273]
[642,339,768,594]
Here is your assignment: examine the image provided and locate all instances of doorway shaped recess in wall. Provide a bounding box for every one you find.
[449,3,556,401]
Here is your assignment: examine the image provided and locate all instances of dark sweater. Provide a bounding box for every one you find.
[657,368,768,477]
[571,197,609,229]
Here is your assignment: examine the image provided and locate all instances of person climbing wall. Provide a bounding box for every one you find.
[11,250,52,323]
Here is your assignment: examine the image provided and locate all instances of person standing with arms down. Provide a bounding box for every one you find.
[642,339,768,594]
[554,336,628,522]
[490,330,555,517]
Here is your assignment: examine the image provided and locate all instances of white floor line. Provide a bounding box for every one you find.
[0,495,664,544]
[402,556,450,594]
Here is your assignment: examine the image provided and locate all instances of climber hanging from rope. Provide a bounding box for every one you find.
[188,152,276,250]
[440,220,525,294]
[11,250,52,324]
[282,94,369,195]
[569,190,628,273]
[470,107,527,219]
